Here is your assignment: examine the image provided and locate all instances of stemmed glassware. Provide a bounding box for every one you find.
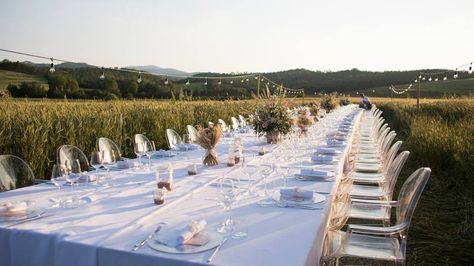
[216,178,236,234]
[134,143,146,168]
[145,141,156,169]
[90,152,102,174]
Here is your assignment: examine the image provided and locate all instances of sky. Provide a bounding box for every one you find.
[0,0,473,73]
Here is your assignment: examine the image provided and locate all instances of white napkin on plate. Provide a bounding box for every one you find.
[311,154,335,162]
[116,160,139,169]
[280,188,313,202]
[0,202,28,214]
[156,220,207,247]
[78,174,97,183]
[300,168,332,177]
[316,147,340,154]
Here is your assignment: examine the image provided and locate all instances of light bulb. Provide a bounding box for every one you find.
[261,78,264,81]
[49,58,55,73]
[414,79,418,83]
[469,63,473,74]
[204,79,208,85]
[186,80,190,85]
[443,76,447,81]
[434,77,438,82]
[100,67,105,80]
[246,78,249,82]
[418,75,422,79]
[454,70,458,79]
[137,73,142,83]
[218,80,222,85]
[428,76,432,82]
[230,80,233,84]
[422,77,426,81]
[254,76,258,80]
[164,79,169,85]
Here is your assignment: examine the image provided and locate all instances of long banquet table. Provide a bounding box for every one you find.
[0,105,362,266]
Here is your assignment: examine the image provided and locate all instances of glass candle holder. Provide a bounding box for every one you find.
[188,164,197,175]
[153,188,165,205]
[258,147,265,156]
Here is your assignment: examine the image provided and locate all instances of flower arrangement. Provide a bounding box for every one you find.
[307,102,320,117]
[195,126,223,166]
[339,95,351,106]
[320,93,339,112]
[252,99,292,143]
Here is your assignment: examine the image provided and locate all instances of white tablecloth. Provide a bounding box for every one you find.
[0,105,362,266]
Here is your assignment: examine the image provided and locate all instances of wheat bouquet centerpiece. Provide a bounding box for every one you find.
[296,109,313,136]
[195,125,223,166]
[252,99,292,144]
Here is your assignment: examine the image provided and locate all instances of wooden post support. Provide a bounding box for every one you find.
[417,72,421,110]
[257,74,261,98]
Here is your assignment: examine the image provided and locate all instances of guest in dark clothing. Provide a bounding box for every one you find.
[360,93,372,110]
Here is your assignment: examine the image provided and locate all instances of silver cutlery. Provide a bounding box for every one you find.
[6,213,54,228]
[277,202,322,210]
[207,237,227,263]
[132,224,163,251]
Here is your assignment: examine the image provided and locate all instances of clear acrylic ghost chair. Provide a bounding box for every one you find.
[57,145,90,173]
[238,115,247,127]
[133,134,154,153]
[0,155,35,191]
[357,131,396,162]
[321,167,431,266]
[350,151,410,200]
[352,141,403,184]
[97,137,122,164]
[186,125,199,143]
[355,132,396,170]
[348,167,431,226]
[231,117,240,131]
[217,119,228,132]
[165,129,183,150]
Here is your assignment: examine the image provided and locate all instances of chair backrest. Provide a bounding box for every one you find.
[57,145,90,173]
[0,155,34,191]
[165,129,182,149]
[375,127,390,150]
[381,131,396,157]
[385,150,410,200]
[97,137,121,164]
[133,134,153,153]
[383,140,403,172]
[217,119,228,131]
[231,117,240,130]
[238,115,246,126]
[396,167,431,226]
[186,125,199,143]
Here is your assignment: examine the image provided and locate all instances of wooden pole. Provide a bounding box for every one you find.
[257,74,261,98]
[417,72,421,110]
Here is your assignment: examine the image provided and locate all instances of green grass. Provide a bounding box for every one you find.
[0,69,49,90]
[376,100,474,265]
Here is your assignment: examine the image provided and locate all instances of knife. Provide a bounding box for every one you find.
[132,225,162,251]
[207,237,228,263]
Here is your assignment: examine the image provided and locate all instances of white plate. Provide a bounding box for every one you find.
[148,230,222,254]
[272,191,326,205]
[0,207,45,223]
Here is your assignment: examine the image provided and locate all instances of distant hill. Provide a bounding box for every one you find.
[0,69,49,90]
[124,65,193,76]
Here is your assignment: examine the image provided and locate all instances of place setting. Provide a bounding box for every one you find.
[0,200,47,227]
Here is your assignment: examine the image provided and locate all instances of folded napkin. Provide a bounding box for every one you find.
[175,143,199,151]
[311,154,336,162]
[316,147,341,155]
[326,139,346,146]
[0,202,28,215]
[300,168,333,178]
[153,150,175,157]
[156,220,207,247]
[116,160,139,169]
[280,188,313,202]
[78,174,97,183]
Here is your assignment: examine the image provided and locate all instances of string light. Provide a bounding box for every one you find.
[218,79,222,85]
[137,72,142,83]
[418,74,422,79]
[254,76,258,80]
[164,77,169,85]
[246,78,249,82]
[434,77,438,82]
[428,76,432,82]
[241,79,244,83]
[204,78,208,85]
[99,67,105,80]
[185,80,190,85]
[443,75,448,81]
[414,79,418,83]
[469,62,473,74]
[49,58,55,73]
[422,76,426,81]
[454,69,458,79]
[230,80,233,84]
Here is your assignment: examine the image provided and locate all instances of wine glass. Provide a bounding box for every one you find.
[145,141,155,169]
[257,165,273,197]
[216,178,236,234]
[90,151,102,173]
[134,142,145,167]
[50,164,65,189]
